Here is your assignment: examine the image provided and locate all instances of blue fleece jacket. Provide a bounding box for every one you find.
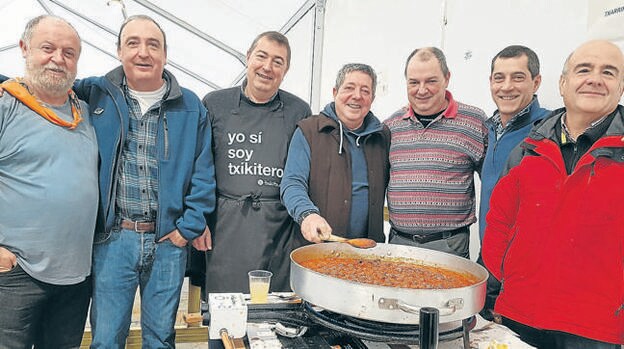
[479,97,549,240]
[73,67,216,241]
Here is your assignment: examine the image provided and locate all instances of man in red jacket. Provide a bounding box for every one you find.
[482,40,624,348]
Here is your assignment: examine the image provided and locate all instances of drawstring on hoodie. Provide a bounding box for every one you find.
[338,121,344,154]
[337,120,363,154]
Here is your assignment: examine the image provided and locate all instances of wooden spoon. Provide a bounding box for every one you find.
[324,234,377,249]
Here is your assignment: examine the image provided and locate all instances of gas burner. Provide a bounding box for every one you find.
[205,296,475,348]
[303,302,475,346]
[342,314,419,332]
[245,301,311,328]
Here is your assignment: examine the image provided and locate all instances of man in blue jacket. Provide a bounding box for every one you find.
[73,15,216,347]
[478,45,549,321]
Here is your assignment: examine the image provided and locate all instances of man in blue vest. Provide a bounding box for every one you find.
[478,45,550,321]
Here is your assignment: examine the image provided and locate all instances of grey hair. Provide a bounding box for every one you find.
[404,47,449,77]
[21,15,81,51]
[561,51,575,76]
[491,45,540,78]
[334,63,378,97]
[117,14,167,53]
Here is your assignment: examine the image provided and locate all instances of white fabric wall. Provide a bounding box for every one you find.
[319,0,597,118]
[319,0,624,259]
[3,0,624,259]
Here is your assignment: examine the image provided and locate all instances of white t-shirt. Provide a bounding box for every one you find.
[127,81,168,115]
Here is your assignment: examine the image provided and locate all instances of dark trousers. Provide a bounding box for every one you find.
[476,252,502,321]
[502,317,621,349]
[388,226,470,258]
[0,265,91,349]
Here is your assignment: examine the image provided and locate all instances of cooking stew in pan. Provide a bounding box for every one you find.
[300,256,479,289]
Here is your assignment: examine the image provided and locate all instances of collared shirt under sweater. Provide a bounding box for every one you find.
[384,90,488,234]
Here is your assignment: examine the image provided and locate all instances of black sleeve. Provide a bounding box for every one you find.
[501,142,529,179]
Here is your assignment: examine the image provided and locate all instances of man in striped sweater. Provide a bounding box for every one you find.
[385,47,487,258]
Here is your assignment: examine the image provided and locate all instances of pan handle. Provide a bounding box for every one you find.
[378,297,464,316]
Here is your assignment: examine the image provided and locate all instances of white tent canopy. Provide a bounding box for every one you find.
[2,0,624,117]
[3,0,624,258]
[0,0,320,104]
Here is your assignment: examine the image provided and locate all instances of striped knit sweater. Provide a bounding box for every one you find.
[384,91,487,234]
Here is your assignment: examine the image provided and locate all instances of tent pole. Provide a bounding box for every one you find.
[310,0,327,113]
[133,0,246,65]
[440,0,448,49]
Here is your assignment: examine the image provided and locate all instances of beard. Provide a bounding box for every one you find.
[25,56,76,96]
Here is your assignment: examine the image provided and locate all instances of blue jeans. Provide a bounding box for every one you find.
[90,229,187,349]
[0,264,90,349]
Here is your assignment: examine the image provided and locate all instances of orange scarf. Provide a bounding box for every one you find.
[1,78,83,129]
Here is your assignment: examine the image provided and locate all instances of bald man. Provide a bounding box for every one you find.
[482,40,624,348]
[0,15,98,348]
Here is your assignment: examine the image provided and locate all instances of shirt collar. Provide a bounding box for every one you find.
[401,90,457,120]
[240,79,278,105]
[560,111,613,144]
[491,95,536,134]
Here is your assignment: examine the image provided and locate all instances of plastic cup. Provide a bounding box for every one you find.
[248,270,272,303]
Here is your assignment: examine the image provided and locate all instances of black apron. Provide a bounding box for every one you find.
[204,91,307,292]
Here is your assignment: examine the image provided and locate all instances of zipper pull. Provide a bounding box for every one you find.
[163,114,169,158]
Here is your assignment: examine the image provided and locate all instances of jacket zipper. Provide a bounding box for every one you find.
[163,113,169,159]
[498,227,519,293]
[155,108,168,238]
[104,84,125,229]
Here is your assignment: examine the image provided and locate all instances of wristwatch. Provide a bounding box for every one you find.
[297,209,319,225]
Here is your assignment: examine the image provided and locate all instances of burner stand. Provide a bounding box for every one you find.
[303,302,475,347]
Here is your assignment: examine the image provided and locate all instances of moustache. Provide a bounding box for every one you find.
[42,64,67,75]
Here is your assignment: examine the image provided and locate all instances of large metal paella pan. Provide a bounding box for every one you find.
[290,242,488,324]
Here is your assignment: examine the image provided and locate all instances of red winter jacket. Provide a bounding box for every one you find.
[482,107,624,345]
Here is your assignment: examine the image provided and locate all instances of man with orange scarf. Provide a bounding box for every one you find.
[0,15,98,348]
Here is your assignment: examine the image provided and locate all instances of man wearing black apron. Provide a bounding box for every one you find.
[199,31,311,293]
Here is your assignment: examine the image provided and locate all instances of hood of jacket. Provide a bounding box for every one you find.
[321,102,384,136]
[320,102,385,154]
[528,105,624,142]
